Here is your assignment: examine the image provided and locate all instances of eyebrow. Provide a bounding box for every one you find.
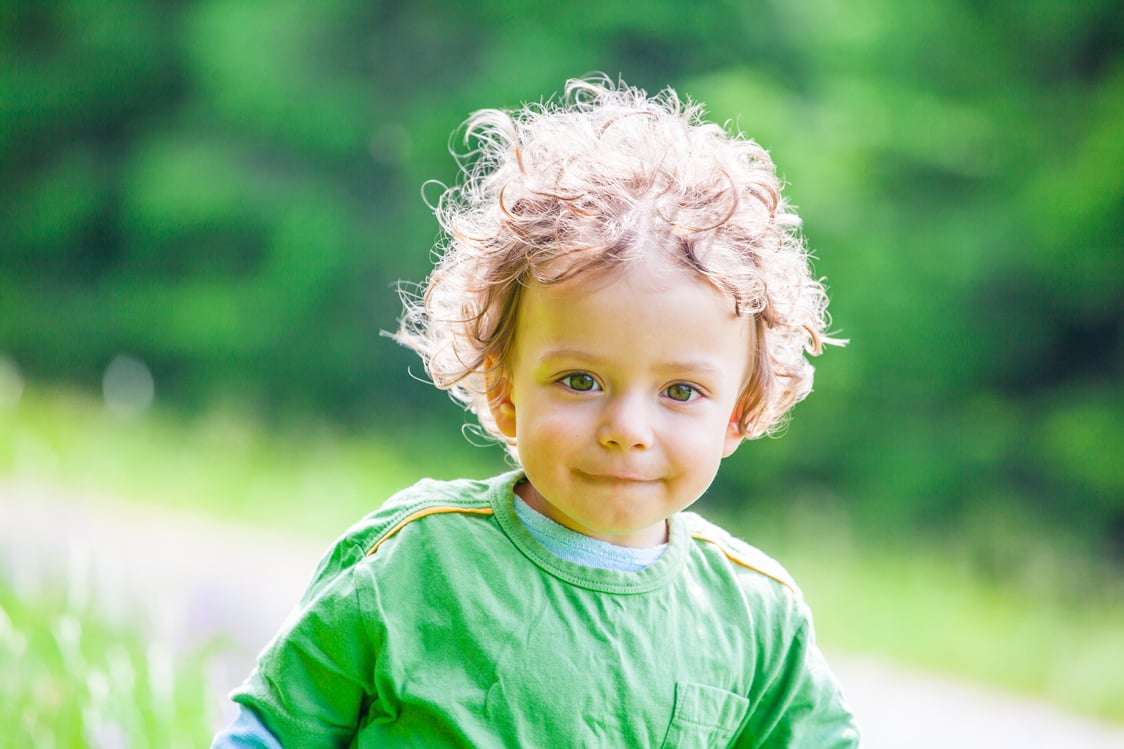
[538,347,603,363]
[538,348,726,377]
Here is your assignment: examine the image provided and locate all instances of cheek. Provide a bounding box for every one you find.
[673,414,735,463]
[528,410,587,446]
[516,399,584,444]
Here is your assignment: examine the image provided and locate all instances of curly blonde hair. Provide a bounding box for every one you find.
[396,75,843,445]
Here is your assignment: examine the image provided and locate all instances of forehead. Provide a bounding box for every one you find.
[525,256,739,316]
[510,259,753,368]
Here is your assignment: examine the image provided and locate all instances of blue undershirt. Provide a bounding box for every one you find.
[512,494,667,571]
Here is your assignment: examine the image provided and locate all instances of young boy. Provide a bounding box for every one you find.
[214,76,859,747]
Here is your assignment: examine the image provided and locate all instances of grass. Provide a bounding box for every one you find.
[0,577,218,748]
[3,386,1123,728]
[1,385,504,538]
[796,538,1124,721]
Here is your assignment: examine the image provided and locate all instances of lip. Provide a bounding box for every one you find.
[580,471,657,483]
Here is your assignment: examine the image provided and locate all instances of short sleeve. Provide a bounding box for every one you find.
[230,562,381,749]
[736,610,860,748]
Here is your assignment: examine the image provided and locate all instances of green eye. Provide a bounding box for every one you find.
[665,383,696,402]
[563,373,598,392]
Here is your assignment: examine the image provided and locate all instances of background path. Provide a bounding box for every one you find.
[4,480,1124,748]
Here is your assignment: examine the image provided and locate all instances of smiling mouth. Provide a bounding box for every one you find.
[581,471,657,483]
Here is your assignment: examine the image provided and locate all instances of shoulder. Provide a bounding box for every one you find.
[679,511,803,601]
[354,473,507,554]
[679,513,822,675]
[299,471,520,604]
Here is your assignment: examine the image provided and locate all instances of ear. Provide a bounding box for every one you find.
[722,418,743,458]
[485,361,517,439]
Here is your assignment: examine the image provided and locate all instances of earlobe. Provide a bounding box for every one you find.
[485,364,517,439]
[492,397,517,439]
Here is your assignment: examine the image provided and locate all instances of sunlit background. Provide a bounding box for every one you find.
[2,0,1122,744]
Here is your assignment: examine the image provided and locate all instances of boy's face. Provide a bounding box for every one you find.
[489,257,752,548]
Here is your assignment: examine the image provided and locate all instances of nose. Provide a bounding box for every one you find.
[597,393,654,450]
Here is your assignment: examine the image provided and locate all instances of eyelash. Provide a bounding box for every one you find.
[556,374,703,403]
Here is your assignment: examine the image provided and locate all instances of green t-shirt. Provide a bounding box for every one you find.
[232,471,859,747]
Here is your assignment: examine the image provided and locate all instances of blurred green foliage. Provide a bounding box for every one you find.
[2,1,1122,559]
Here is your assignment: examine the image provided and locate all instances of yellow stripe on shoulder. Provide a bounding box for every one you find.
[689,530,800,597]
[366,506,494,556]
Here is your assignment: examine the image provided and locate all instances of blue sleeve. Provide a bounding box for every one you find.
[211,705,284,749]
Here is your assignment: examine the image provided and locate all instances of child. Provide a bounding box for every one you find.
[213,75,859,747]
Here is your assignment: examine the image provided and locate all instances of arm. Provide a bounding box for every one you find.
[224,562,382,749]
[736,615,861,749]
[210,706,283,749]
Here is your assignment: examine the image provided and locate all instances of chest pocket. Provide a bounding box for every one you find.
[659,682,749,749]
